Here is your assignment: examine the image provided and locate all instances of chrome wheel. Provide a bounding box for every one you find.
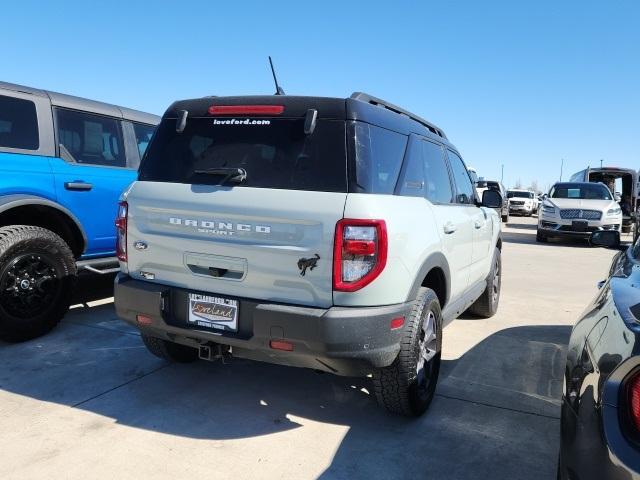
[491,256,501,304]
[416,310,438,390]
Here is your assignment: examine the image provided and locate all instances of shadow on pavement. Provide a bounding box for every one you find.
[505,222,538,231]
[71,272,117,305]
[503,230,632,249]
[0,285,571,480]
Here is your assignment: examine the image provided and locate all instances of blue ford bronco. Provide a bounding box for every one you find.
[0,81,159,341]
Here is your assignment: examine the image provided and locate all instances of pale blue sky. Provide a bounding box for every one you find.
[4,0,639,191]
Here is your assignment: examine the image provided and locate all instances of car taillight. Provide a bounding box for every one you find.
[333,219,387,292]
[628,372,640,432]
[115,201,128,262]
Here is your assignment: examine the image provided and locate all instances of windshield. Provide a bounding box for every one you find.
[550,183,612,200]
[139,117,347,192]
[507,191,533,199]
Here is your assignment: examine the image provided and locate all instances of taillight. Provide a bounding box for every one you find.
[115,201,128,262]
[333,219,387,292]
[628,372,640,432]
[208,105,285,116]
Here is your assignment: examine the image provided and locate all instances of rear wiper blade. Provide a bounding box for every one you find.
[193,167,247,184]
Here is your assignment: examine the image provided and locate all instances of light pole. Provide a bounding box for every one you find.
[600,159,604,169]
[501,164,504,183]
[560,158,564,181]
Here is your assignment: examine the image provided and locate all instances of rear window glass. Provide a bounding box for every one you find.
[349,122,408,194]
[140,117,347,192]
[0,95,39,150]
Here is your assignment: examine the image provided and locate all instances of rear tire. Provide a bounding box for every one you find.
[536,229,548,243]
[0,225,76,342]
[372,287,442,417]
[141,333,199,363]
[501,213,509,223]
[467,247,501,318]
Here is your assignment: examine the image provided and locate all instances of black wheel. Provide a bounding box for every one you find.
[141,333,199,363]
[372,287,442,417]
[468,247,501,318]
[536,229,548,243]
[0,226,76,342]
[502,213,509,223]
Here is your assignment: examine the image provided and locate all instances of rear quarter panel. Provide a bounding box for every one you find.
[335,193,443,307]
[562,251,640,477]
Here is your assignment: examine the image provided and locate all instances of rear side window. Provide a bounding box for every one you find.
[140,118,347,192]
[56,108,126,167]
[422,140,453,204]
[397,139,426,197]
[446,149,475,204]
[350,122,407,194]
[133,122,155,159]
[0,95,39,150]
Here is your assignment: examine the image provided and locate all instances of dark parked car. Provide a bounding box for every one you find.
[477,179,509,222]
[559,230,640,479]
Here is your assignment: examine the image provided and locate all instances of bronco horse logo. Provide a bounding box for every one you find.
[297,254,320,276]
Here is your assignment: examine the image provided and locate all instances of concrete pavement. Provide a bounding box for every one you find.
[0,216,623,479]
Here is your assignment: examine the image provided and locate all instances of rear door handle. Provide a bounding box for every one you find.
[443,222,457,234]
[64,181,93,191]
[474,220,484,229]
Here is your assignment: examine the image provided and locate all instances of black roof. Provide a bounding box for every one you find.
[163,92,453,149]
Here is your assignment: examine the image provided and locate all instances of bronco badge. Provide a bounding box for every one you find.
[297,254,320,276]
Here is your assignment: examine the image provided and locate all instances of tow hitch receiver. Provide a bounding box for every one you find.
[198,343,231,363]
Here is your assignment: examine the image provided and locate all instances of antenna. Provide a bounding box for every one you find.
[268,56,285,95]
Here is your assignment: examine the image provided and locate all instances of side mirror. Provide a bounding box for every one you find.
[590,230,621,249]
[482,189,502,209]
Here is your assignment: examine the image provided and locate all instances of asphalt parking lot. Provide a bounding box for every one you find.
[0,216,627,480]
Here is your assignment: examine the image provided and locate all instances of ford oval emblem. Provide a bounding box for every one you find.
[134,241,148,250]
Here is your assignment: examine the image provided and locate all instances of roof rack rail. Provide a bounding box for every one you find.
[350,92,447,139]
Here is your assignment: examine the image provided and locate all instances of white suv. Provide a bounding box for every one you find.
[113,92,504,416]
[537,182,622,242]
[507,189,536,216]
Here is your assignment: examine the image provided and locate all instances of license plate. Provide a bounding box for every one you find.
[188,293,238,332]
[572,220,588,232]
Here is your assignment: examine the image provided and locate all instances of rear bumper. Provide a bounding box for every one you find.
[560,397,640,479]
[114,274,411,376]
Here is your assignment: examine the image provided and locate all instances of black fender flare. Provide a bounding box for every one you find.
[406,251,451,306]
[0,194,87,251]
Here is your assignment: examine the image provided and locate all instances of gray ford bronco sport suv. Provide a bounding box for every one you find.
[114,93,503,416]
